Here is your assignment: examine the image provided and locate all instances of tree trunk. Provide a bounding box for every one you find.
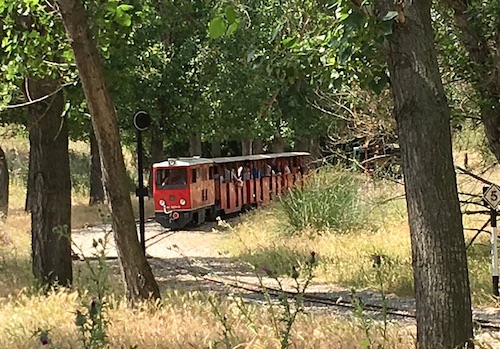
[148,130,163,195]
[272,135,285,153]
[241,140,252,156]
[89,128,105,206]
[25,148,33,212]
[25,78,72,288]
[379,1,473,348]
[189,133,202,156]
[482,104,500,162]
[211,141,222,157]
[294,137,310,152]
[0,146,8,219]
[443,0,500,162]
[252,139,264,154]
[55,0,160,301]
[309,138,321,160]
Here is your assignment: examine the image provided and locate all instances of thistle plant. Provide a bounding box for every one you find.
[351,254,390,349]
[54,210,112,349]
[259,251,317,349]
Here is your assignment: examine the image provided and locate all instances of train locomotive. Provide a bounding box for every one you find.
[152,152,309,230]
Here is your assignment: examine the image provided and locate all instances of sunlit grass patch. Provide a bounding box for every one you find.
[219,198,415,297]
[0,287,418,349]
[0,215,33,297]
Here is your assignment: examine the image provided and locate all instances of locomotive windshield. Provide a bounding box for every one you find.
[156,168,188,189]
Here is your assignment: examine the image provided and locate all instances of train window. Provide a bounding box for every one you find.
[156,168,188,189]
[191,168,198,183]
[209,166,214,180]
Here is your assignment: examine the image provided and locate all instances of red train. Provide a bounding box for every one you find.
[152,152,309,229]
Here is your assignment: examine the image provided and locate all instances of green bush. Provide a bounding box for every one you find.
[280,166,371,234]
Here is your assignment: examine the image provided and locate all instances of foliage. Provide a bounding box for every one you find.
[280,166,373,233]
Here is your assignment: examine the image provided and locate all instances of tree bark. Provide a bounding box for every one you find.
[0,146,8,219]
[294,137,310,152]
[442,0,500,162]
[211,140,222,157]
[252,139,264,154]
[25,78,72,288]
[89,128,105,206]
[55,0,160,301]
[189,133,202,156]
[241,140,252,156]
[378,1,473,347]
[25,147,34,212]
[272,135,285,153]
[309,138,321,160]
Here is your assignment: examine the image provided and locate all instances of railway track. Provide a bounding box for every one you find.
[194,272,500,331]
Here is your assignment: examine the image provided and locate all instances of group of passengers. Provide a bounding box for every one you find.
[217,160,293,184]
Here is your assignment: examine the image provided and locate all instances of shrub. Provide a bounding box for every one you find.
[280,166,371,234]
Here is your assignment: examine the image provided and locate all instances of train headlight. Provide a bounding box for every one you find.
[172,212,180,220]
[159,199,166,207]
[180,199,186,206]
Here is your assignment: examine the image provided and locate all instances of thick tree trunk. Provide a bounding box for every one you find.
[294,137,310,152]
[56,0,160,301]
[25,148,34,212]
[211,141,222,157]
[189,133,202,156]
[272,135,285,153]
[25,78,72,288]
[0,146,8,219]
[443,0,500,162]
[379,1,473,348]
[241,140,252,156]
[482,104,500,161]
[89,129,105,206]
[309,138,321,160]
[252,139,264,154]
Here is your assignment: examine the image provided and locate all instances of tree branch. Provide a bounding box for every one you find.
[2,82,73,110]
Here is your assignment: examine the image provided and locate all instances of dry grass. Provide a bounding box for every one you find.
[0,288,418,349]
[219,201,414,296]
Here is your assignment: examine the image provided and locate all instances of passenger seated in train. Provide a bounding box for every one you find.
[272,161,281,175]
[159,169,187,188]
[224,167,231,183]
[252,165,263,179]
[283,162,291,175]
[265,162,273,176]
[243,163,251,180]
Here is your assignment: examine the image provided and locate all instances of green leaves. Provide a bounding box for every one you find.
[209,17,227,39]
[115,4,134,27]
[225,6,237,24]
[104,1,134,27]
[208,6,240,39]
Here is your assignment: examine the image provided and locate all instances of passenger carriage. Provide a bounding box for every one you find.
[152,152,309,230]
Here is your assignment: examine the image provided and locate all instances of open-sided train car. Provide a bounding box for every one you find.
[152,152,309,230]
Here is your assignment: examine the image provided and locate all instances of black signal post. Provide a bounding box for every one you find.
[133,110,151,255]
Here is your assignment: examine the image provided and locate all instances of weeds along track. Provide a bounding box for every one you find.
[73,222,500,332]
[164,261,500,332]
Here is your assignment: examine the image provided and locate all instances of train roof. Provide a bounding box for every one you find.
[153,157,213,168]
[211,152,309,164]
[153,152,309,168]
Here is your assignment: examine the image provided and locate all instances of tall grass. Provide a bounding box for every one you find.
[280,166,374,234]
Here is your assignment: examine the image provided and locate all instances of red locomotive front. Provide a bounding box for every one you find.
[152,158,215,229]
